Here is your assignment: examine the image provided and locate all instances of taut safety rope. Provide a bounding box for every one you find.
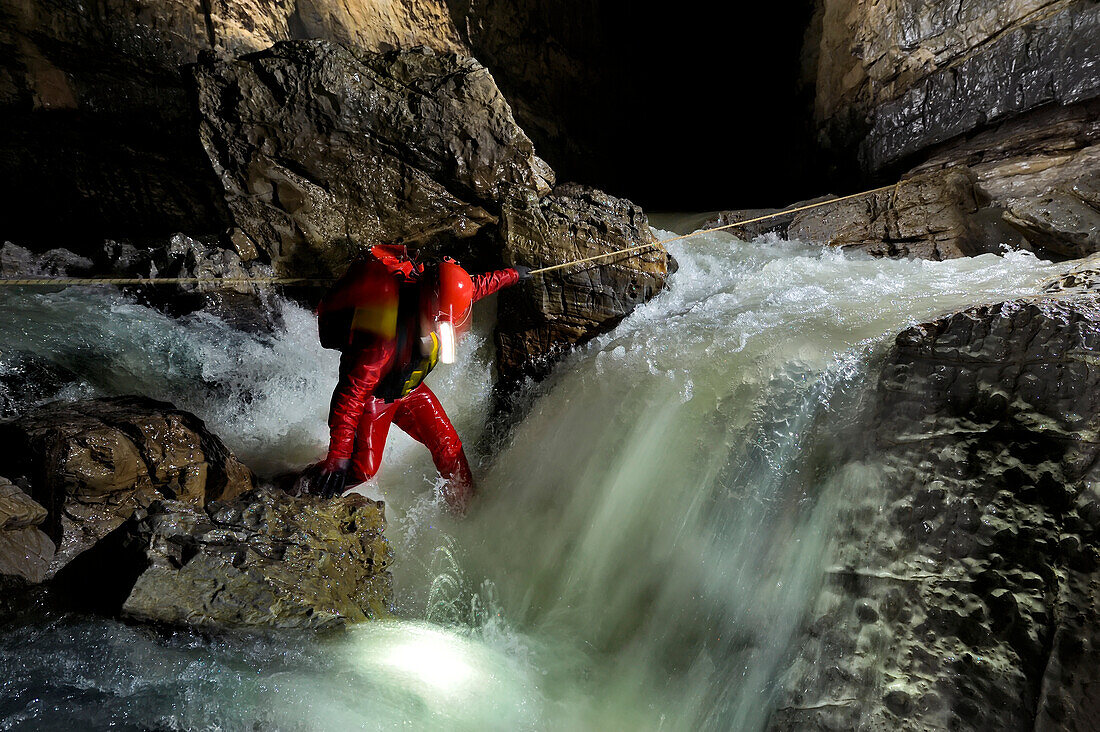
[0,182,903,287]
[0,277,330,287]
[527,182,901,275]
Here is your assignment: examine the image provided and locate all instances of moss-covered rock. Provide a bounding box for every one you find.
[123,487,392,629]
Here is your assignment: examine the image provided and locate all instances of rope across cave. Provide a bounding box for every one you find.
[0,182,904,287]
[527,182,902,275]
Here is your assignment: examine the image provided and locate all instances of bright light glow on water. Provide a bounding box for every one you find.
[373,625,478,696]
[0,231,1070,730]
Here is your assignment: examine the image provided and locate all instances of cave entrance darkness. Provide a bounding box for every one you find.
[454,1,824,212]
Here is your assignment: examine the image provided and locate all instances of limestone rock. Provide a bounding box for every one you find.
[495,183,670,380]
[202,0,465,58]
[0,396,392,630]
[0,6,670,378]
[725,97,1100,261]
[1004,192,1100,260]
[703,165,1088,261]
[0,0,465,245]
[911,100,1100,259]
[192,40,553,277]
[810,0,1100,173]
[771,284,1100,730]
[122,487,392,629]
[0,478,54,584]
[913,101,1100,203]
[787,169,996,259]
[0,396,254,579]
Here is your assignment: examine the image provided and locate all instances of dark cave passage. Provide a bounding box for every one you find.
[451,0,825,211]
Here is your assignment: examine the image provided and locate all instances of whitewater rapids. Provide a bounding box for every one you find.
[0,231,1067,730]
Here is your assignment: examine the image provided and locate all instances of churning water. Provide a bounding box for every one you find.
[0,232,1069,730]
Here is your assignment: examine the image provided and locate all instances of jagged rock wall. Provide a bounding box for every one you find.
[704,96,1099,260]
[809,0,1100,173]
[716,0,1100,259]
[0,0,465,244]
[770,275,1100,729]
[188,39,667,375]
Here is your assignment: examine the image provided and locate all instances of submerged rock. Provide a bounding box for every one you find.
[123,487,392,629]
[0,396,254,580]
[0,242,93,278]
[771,279,1100,729]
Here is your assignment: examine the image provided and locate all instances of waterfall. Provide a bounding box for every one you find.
[0,232,1065,730]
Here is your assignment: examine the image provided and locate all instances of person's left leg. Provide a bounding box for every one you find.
[393,384,474,512]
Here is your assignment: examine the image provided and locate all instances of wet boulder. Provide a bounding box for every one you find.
[0,396,254,580]
[770,269,1100,730]
[0,478,54,585]
[192,40,553,278]
[0,396,393,628]
[1004,190,1100,261]
[191,41,668,374]
[785,168,1003,260]
[122,487,392,629]
[495,183,671,381]
[909,100,1100,261]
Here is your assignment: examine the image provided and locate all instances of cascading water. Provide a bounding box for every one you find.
[0,231,1068,730]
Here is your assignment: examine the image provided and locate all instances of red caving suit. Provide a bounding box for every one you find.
[317,245,519,510]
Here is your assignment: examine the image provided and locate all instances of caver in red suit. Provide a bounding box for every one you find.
[307,244,529,512]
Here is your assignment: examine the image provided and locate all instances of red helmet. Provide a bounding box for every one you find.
[433,259,474,326]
